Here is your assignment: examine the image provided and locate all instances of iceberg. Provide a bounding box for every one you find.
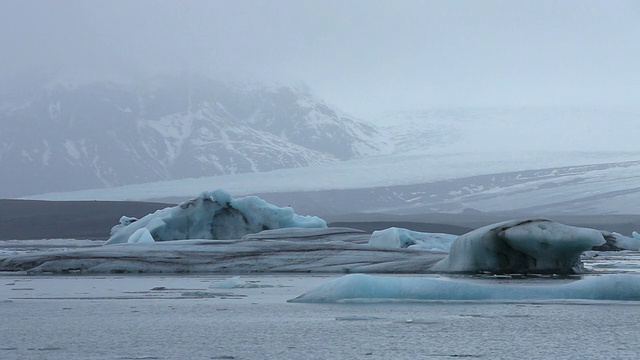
[369,227,456,251]
[431,219,605,274]
[105,189,327,245]
[595,231,640,251]
[0,197,614,276]
[290,273,640,303]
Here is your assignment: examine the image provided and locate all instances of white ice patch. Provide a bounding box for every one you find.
[105,189,326,245]
[369,227,456,251]
[601,232,640,251]
[633,231,640,240]
[290,273,640,303]
[431,219,605,273]
[126,228,155,244]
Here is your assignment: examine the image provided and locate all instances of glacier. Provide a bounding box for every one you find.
[289,273,640,303]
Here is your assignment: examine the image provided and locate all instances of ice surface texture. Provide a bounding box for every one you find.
[432,219,605,274]
[369,227,456,251]
[289,273,640,303]
[0,230,439,273]
[105,189,326,244]
[595,231,640,251]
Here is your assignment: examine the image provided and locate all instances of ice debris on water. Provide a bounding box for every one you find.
[211,276,274,289]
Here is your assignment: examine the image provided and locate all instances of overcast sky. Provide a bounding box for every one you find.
[1,0,638,116]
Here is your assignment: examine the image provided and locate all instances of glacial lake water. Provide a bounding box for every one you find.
[2,271,640,360]
[2,240,640,360]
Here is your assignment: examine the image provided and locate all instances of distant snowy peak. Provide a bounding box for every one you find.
[244,85,391,158]
[140,102,338,176]
[0,76,386,197]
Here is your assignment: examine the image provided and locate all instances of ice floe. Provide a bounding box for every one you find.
[289,273,640,303]
[596,231,640,251]
[211,276,275,289]
[0,228,439,274]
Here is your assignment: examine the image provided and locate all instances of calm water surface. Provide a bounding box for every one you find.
[2,272,640,360]
[2,241,640,359]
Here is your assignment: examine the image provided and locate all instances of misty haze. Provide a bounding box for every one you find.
[1,2,640,360]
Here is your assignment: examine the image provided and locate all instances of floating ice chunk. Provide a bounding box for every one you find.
[633,231,640,240]
[290,273,640,303]
[211,276,274,289]
[431,219,605,274]
[105,189,327,244]
[1,236,440,274]
[613,232,640,251]
[596,231,640,251]
[369,227,456,251]
[212,276,253,289]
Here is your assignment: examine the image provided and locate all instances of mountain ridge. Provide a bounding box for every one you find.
[0,76,388,197]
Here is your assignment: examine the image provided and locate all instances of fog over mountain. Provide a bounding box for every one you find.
[1,1,638,115]
[1,1,639,203]
[0,76,388,197]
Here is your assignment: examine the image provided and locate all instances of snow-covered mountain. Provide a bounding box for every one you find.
[0,76,388,198]
[6,77,640,216]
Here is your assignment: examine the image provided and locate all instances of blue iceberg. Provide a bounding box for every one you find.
[105,189,327,245]
[290,273,640,303]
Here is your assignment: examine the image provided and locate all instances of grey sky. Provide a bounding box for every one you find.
[1,0,638,116]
